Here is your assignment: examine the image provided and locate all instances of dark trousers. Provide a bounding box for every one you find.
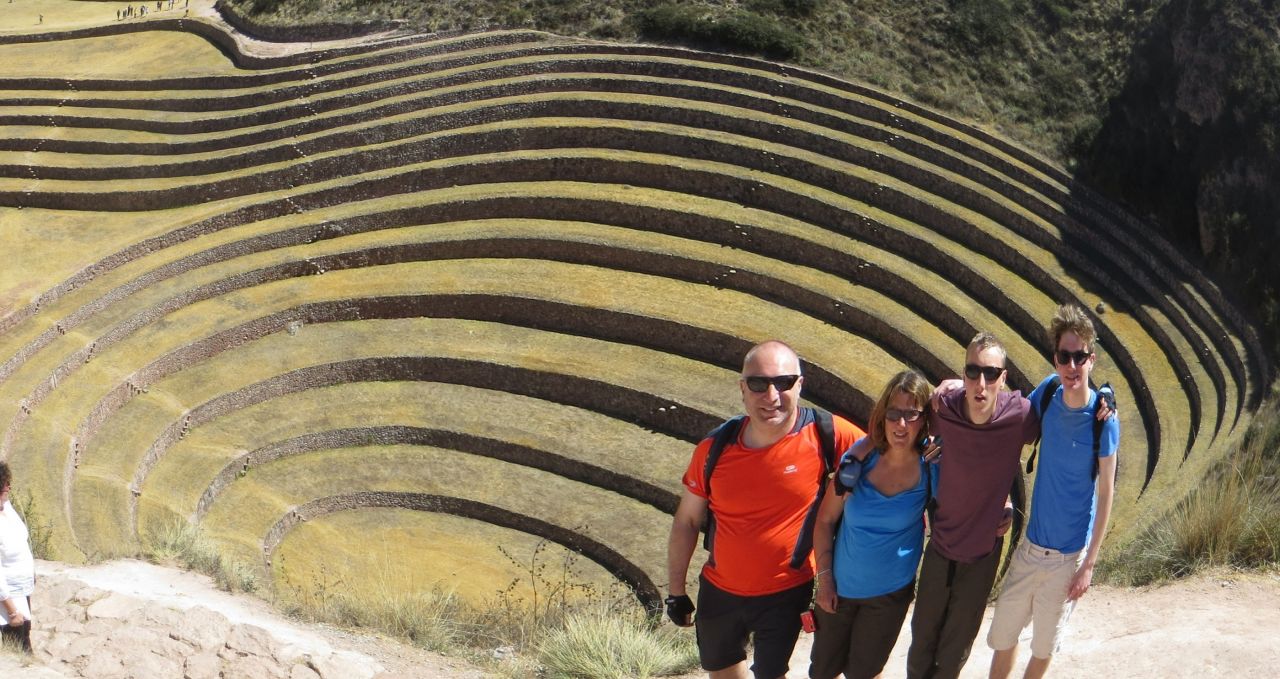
[1,597,32,654]
[906,539,1003,679]
[809,581,914,679]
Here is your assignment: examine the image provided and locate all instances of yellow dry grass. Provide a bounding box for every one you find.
[209,445,669,598]
[272,508,622,607]
[137,379,691,530]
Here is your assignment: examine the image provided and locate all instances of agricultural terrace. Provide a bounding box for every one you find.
[0,0,1266,610]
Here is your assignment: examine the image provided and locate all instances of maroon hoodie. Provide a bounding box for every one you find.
[929,389,1039,563]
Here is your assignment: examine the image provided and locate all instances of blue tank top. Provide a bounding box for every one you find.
[833,452,934,599]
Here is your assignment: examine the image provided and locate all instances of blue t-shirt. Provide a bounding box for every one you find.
[832,449,937,599]
[1027,375,1120,552]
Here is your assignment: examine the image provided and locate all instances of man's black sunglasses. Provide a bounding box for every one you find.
[744,375,801,393]
[963,364,1005,381]
[1054,349,1092,366]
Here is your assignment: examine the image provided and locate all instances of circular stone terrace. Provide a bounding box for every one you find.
[0,0,1267,609]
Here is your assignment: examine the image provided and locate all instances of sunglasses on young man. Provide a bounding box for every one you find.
[1053,349,1092,366]
[963,364,1005,381]
[744,374,801,393]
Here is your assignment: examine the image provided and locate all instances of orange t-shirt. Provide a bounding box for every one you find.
[682,411,864,596]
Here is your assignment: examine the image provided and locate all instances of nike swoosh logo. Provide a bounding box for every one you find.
[897,547,914,558]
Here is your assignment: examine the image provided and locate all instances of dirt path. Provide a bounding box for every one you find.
[3,561,1278,677]
[679,569,1280,679]
[837,570,1279,678]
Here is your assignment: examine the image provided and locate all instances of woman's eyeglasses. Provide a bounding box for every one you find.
[885,408,923,423]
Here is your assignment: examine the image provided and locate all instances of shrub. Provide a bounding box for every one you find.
[144,520,259,593]
[11,490,54,560]
[1100,388,1280,585]
[712,10,806,60]
[537,604,698,679]
[635,4,805,60]
[634,2,709,42]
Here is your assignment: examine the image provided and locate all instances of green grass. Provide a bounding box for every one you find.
[1100,384,1280,586]
[9,490,55,560]
[144,518,260,593]
[537,604,698,679]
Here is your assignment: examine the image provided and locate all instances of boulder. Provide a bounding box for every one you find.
[310,650,380,679]
[172,606,232,652]
[86,594,146,620]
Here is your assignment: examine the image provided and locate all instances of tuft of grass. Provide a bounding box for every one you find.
[1101,389,1280,586]
[144,520,260,593]
[276,557,483,654]
[537,604,698,679]
[0,631,33,662]
[10,490,54,560]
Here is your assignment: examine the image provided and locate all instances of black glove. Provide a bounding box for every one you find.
[665,594,695,626]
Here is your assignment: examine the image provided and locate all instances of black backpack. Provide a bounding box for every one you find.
[700,407,837,570]
[1026,377,1113,480]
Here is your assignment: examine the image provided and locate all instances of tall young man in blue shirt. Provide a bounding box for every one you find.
[986,304,1120,679]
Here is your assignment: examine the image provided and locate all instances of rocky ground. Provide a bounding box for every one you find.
[0,560,490,679]
[3,560,1279,678]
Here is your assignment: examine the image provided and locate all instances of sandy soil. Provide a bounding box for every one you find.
[3,560,1279,678]
[782,570,1280,679]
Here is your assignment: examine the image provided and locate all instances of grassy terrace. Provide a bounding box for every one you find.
[0,9,1261,608]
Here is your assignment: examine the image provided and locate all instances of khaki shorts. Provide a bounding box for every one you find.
[986,539,1083,658]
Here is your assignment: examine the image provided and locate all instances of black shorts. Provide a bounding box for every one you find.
[695,576,813,678]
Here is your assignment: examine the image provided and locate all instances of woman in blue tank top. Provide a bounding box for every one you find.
[809,370,938,679]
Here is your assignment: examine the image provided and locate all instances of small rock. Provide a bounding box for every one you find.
[184,649,223,679]
[290,664,322,679]
[1095,302,1107,314]
[310,650,379,679]
[225,653,286,679]
[174,606,233,652]
[227,623,280,660]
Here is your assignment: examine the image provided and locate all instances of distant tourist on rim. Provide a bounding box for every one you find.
[986,304,1119,679]
[667,340,864,679]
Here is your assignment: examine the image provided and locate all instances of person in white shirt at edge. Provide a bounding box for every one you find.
[0,460,36,654]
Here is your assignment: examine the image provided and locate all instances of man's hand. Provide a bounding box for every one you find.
[665,594,695,626]
[1068,562,1094,601]
[922,435,942,463]
[995,502,1013,537]
[932,379,963,411]
[1096,383,1117,422]
[4,611,24,627]
[815,572,838,614]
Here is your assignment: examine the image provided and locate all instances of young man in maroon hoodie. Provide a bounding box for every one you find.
[905,332,1036,679]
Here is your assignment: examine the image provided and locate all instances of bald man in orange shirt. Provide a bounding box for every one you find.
[667,341,865,679]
